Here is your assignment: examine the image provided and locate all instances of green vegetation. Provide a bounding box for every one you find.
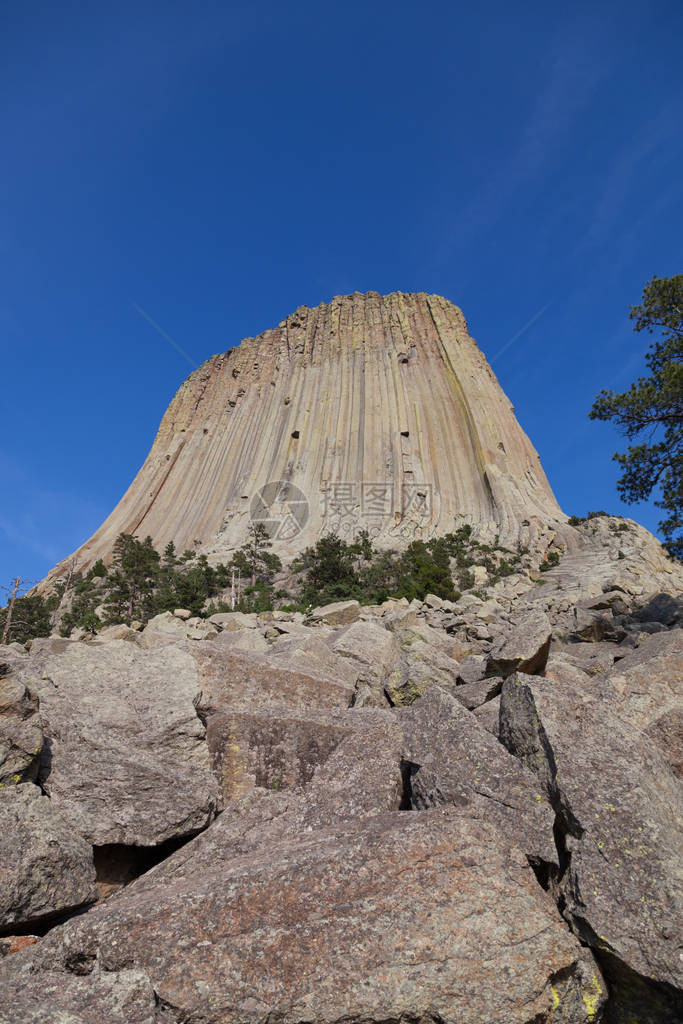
[221,524,283,613]
[567,511,631,538]
[539,550,561,572]
[0,589,57,645]
[2,521,532,642]
[590,273,682,559]
[289,525,526,609]
[1,527,282,643]
[567,511,610,525]
[56,529,284,633]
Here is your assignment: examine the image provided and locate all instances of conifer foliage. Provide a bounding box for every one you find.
[2,522,528,643]
[590,274,682,558]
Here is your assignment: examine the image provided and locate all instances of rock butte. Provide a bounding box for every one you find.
[48,291,564,579]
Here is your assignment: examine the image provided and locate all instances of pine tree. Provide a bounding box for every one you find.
[590,274,682,558]
[1,579,54,645]
[104,534,160,624]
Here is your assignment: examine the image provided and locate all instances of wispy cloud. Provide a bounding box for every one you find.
[0,516,61,566]
[432,14,611,268]
[576,103,677,255]
[0,453,108,579]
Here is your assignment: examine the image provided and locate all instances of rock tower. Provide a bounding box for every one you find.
[52,292,563,574]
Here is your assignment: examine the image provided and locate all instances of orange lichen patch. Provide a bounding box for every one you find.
[0,935,41,956]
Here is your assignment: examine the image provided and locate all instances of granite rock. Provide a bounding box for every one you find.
[0,785,97,930]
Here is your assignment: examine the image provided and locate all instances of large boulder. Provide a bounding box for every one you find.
[602,629,682,729]
[500,672,683,1022]
[456,653,487,684]
[0,809,606,1024]
[452,674,503,710]
[487,610,552,677]
[645,709,683,778]
[208,611,258,631]
[0,671,42,785]
[570,606,627,644]
[0,785,97,930]
[135,610,192,648]
[602,631,683,779]
[206,704,404,827]
[546,640,620,677]
[194,633,356,717]
[384,628,460,707]
[548,631,683,777]
[18,639,218,846]
[211,627,270,653]
[400,686,556,864]
[305,599,360,626]
[330,620,399,706]
[634,591,683,628]
[473,693,501,737]
[296,708,403,827]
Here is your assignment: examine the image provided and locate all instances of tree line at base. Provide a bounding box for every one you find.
[0,524,528,644]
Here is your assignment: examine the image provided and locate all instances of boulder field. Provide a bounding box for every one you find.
[1,571,681,1023]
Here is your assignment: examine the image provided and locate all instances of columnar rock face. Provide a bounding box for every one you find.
[48,292,562,577]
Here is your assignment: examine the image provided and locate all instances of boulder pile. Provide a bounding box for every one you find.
[0,561,681,1023]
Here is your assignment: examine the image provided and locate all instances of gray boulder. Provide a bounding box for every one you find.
[208,610,258,630]
[0,963,159,1024]
[384,629,460,706]
[601,630,683,777]
[453,674,503,710]
[194,633,356,717]
[645,709,683,778]
[547,640,620,676]
[400,686,556,864]
[500,672,683,1021]
[19,639,218,846]
[487,610,552,677]
[297,708,403,828]
[635,591,683,628]
[305,599,360,626]
[0,671,42,785]
[571,606,627,643]
[0,785,96,930]
[206,708,349,804]
[456,653,487,684]
[473,693,501,737]
[0,809,606,1024]
[330,620,399,706]
[603,629,682,730]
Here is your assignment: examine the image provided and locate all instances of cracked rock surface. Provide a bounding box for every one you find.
[0,810,606,1024]
[500,671,682,1022]
[16,639,219,846]
[0,784,97,930]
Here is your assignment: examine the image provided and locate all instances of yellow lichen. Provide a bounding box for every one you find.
[582,972,604,1021]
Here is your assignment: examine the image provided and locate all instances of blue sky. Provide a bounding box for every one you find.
[1,0,681,583]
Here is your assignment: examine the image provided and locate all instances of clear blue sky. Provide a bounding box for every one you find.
[1,0,681,583]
